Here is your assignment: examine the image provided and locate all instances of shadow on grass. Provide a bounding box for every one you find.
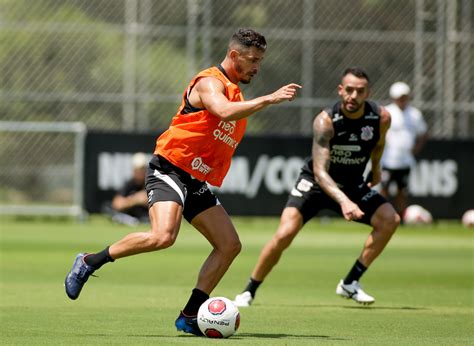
[171,333,346,341]
[341,305,427,311]
[265,303,427,311]
[81,333,347,341]
[233,333,346,340]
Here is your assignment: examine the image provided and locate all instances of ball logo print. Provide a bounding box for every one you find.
[208,299,226,315]
[197,297,240,338]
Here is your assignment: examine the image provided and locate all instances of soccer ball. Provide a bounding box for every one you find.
[403,204,433,225]
[197,297,240,338]
[462,209,474,227]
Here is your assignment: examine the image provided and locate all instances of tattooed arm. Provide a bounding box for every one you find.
[312,111,365,221]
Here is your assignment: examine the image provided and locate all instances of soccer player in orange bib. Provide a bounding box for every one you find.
[65,28,301,336]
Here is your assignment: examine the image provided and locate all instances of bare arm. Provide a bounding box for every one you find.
[312,112,364,221]
[111,191,147,211]
[191,77,301,121]
[413,132,428,156]
[367,106,391,187]
[312,112,347,203]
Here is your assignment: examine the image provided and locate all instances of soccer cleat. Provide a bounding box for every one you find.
[336,279,375,305]
[64,253,96,300]
[233,291,253,307]
[175,311,203,336]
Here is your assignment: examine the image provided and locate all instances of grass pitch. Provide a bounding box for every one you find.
[1,216,473,345]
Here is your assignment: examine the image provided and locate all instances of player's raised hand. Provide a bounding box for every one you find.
[269,83,302,104]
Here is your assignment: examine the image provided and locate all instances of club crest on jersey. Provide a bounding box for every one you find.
[360,126,374,141]
[333,113,343,122]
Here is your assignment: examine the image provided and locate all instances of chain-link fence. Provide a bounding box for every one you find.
[0,0,473,216]
[1,0,472,137]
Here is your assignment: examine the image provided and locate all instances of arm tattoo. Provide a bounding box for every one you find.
[313,114,347,203]
[313,126,332,172]
[312,115,349,204]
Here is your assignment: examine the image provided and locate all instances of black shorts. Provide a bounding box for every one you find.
[145,155,219,223]
[286,173,387,225]
[381,167,411,191]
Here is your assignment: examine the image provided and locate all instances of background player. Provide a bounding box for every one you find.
[65,28,301,336]
[381,82,428,217]
[234,67,400,307]
[102,152,150,226]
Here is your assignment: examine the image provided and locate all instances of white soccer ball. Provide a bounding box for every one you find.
[403,204,433,225]
[462,209,474,227]
[197,297,240,338]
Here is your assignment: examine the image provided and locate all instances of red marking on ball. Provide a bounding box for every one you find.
[208,299,226,315]
[205,328,224,338]
[235,313,240,331]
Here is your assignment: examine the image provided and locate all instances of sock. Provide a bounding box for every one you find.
[182,288,209,316]
[243,277,262,298]
[83,246,115,270]
[343,259,367,284]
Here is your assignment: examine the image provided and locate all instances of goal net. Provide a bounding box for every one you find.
[0,122,86,219]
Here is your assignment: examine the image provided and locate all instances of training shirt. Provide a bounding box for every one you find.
[154,66,246,187]
[382,103,427,169]
[302,101,381,189]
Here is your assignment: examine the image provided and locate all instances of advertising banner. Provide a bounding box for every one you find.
[85,132,473,219]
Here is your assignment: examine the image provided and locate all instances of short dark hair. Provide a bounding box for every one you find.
[342,67,370,83]
[229,28,267,51]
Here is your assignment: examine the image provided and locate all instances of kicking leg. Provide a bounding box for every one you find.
[191,205,242,294]
[175,205,241,336]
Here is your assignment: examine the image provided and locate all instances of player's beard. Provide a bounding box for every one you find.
[236,64,253,84]
[344,99,362,113]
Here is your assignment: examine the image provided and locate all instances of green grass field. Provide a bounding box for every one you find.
[1,216,473,345]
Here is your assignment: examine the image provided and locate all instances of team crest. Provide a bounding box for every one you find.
[360,126,374,141]
[333,113,343,122]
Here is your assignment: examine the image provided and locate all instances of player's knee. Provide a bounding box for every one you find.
[273,224,300,250]
[273,208,303,249]
[215,237,241,261]
[373,203,400,233]
[381,212,400,234]
[392,212,401,230]
[273,232,292,250]
[225,238,242,258]
[147,231,177,250]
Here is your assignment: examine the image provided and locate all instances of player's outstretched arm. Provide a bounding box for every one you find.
[195,77,301,121]
[312,112,364,221]
[368,106,391,187]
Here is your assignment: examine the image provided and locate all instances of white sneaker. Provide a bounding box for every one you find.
[233,291,253,307]
[336,280,375,305]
